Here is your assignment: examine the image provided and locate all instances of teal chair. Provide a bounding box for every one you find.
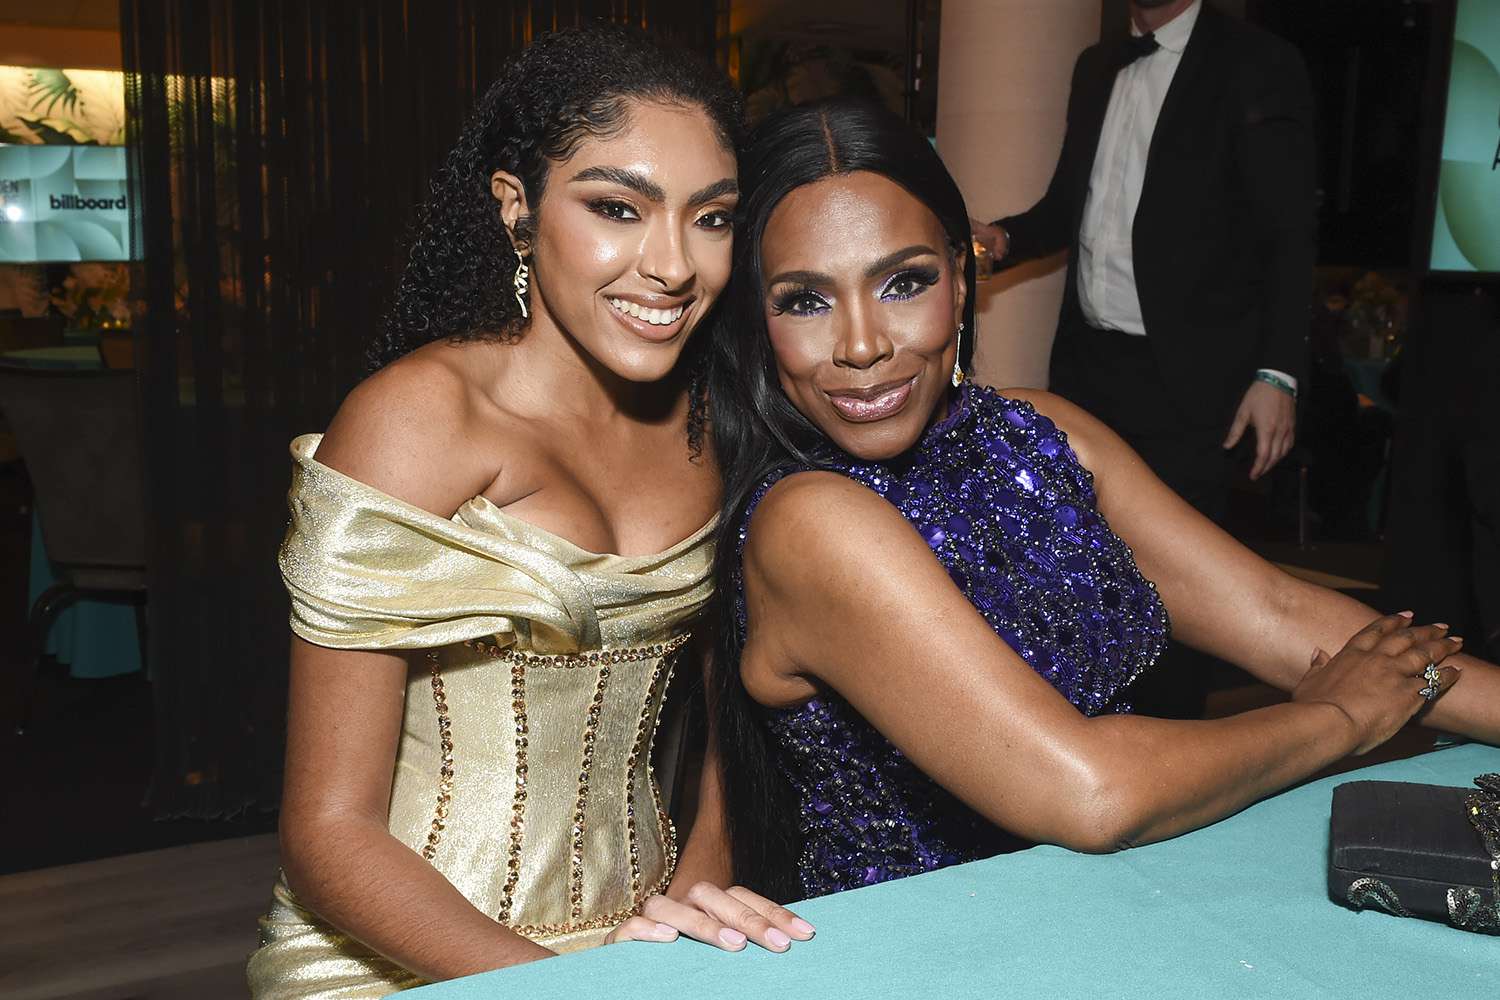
[0,367,147,734]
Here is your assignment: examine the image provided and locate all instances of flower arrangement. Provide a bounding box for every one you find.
[1344,271,1407,360]
[50,263,132,330]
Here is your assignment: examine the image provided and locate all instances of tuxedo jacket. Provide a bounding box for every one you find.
[997,4,1316,426]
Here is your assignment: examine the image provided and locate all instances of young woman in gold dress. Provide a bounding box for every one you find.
[246,25,811,999]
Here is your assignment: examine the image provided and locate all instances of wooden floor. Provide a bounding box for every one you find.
[0,834,277,1000]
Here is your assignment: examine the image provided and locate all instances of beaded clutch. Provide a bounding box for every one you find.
[1330,774,1500,933]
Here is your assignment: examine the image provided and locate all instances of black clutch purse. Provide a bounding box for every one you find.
[1329,773,1500,933]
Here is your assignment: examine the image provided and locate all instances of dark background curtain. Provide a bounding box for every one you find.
[120,0,727,818]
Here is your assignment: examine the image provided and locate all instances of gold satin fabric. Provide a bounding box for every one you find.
[247,434,715,999]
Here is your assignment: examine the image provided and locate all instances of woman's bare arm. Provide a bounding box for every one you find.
[279,360,554,979]
[667,646,733,897]
[1016,388,1500,746]
[281,640,555,978]
[740,473,1455,853]
[650,644,815,952]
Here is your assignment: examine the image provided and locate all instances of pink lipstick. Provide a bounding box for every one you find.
[825,376,916,423]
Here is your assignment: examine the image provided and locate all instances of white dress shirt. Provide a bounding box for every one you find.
[1076,0,1296,392]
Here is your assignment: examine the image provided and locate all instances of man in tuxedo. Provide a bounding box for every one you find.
[973,0,1316,716]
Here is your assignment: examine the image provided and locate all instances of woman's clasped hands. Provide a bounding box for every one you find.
[1292,611,1464,754]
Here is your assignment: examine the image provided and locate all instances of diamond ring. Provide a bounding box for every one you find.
[1419,661,1443,702]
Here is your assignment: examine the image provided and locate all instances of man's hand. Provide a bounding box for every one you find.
[1223,379,1296,479]
[969,218,1009,262]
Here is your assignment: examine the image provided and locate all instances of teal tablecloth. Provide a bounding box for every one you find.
[410,744,1499,999]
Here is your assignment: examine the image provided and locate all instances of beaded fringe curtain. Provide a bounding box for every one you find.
[121,0,725,818]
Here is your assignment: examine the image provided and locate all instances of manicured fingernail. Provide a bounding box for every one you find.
[766,928,791,949]
[719,928,747,948]
[1434,622,1449,629]
[1449,636,1464,643]
[1398,610,1414,617]
[790,917,815,936]
[655,923,678,939]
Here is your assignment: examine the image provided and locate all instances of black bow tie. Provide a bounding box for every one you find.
[1117,32,1160,68]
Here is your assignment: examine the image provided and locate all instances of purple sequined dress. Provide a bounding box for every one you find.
[735,383,1170,899]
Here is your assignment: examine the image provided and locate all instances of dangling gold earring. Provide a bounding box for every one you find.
[951,321,967,388]
[512,247,531,320]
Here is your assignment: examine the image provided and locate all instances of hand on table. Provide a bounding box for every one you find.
[1292,612,1463,754]
[605,882,815,953]
[1223,379,1296,479]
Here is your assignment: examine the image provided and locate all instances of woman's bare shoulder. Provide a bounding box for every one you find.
[743,470,933,603]
[316,343,501,516]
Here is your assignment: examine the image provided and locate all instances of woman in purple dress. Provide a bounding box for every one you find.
[704,100,1500,902]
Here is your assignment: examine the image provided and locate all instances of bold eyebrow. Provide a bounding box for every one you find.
[862,244,940,279]
[687,177,738,207]
[767,245,941,288]
[569,165,665,203]
[766,268,831,288]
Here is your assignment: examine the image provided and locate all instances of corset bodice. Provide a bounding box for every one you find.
[248,435,715,999]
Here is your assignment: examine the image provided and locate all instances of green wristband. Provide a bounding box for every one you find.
[1254,370,1297,398]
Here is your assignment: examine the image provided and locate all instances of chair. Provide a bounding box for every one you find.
[0,314,67,462]
[0,313,64,353]
[0,367,147,734]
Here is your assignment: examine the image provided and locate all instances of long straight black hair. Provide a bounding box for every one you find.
[705,98,977,898]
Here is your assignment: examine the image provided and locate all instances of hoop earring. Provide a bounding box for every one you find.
[512,248,531,320]
[951,321,966,388]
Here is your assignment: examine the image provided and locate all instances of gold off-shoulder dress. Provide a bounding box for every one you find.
[246,435,715,999]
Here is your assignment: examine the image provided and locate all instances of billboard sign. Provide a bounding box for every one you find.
[0,144,131,263]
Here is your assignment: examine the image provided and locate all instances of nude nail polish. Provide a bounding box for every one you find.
[719,928,747,948]
[767,928,791,949]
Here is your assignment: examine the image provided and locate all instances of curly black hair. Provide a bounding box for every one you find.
[370,22,743,377]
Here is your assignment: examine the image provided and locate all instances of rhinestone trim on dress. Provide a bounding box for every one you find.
[456,633,691,932]
[420,652,455,863]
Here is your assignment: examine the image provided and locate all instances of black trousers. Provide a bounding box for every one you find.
[1050,321,1231,521]
[1385,290,1500,664]
[1050,319,1233,718]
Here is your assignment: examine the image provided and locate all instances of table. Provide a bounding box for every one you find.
[3,343,142,678]
[410,744,1499,1000]
[0,345,104,370]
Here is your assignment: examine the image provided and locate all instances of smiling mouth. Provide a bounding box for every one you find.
[824,376,918,423]
[608,297,687,327]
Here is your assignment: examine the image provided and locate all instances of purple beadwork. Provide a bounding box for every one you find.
[735,384,1169,899]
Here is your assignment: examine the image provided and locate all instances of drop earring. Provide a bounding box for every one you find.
[512,247,531,320]
[951,321,967,388]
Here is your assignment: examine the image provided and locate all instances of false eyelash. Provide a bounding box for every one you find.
[769,285,829,316]
[586,198,638,221]
[880,267,941,301]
